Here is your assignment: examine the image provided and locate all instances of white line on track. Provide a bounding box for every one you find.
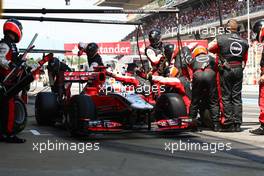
[30,130,41,135]
[243,112,259,116]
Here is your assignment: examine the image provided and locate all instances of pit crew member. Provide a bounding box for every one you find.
[163,43,192,98]
[209,19,249,132]
[188,46,220,131]
[0,19,26,143]
[85,43,104,71]
[250,19,264,135]
[47,57,72,101]
[145,29,165,76]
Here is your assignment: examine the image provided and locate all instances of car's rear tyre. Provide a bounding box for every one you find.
[67,95,96,136]
[154,93,187,120]
[199,109,213,128]
[35,92,58,126]
[14,98,27,134]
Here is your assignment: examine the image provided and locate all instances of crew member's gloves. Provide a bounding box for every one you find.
[169,66,179,77]
[242,61,246,70]
[146,72,152,82]
[25,62,40,71]
[187,42,198,51]
[77,50,84,57]
[77,42,87,56]
[8,62,17,69]
[259,75,264,84]
[223,61,231,70]
[50,85,56,93]
[201,62,209,70]
[13,55,25,66]
[0,83,6,96]
[134,67,143,75]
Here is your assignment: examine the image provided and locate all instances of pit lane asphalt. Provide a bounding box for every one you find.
[0,95,263,176]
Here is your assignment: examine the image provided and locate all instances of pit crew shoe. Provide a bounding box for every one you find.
[0,135,5,142]
[249,126,264,135]
[221,124,235,132]
[234,124,241,132]
[212,123,222,132]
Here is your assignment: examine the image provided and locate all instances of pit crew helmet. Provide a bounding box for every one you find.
[86,42,99,58]
[47,57,61,74]
[164,44,175,63]
[149,29,162,48]
[253,19,264,43]
[192,46,208,58]
[3,18,23,43]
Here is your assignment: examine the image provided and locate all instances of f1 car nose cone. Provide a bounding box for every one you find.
[131,103,153,110]
[126,94,153,110]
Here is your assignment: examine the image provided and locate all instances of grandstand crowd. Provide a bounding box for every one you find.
[122,0,264,41]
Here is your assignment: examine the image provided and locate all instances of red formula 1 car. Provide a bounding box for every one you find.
[35,65,196,136]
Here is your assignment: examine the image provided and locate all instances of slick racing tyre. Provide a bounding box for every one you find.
[14,98,27,134]
[198,100,213,128]
[35,92,58,126]
[154,93,187,120]
[67,95,96,136]
[199,108,213,128]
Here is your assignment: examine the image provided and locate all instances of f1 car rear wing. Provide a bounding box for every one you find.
[64,71,106,84]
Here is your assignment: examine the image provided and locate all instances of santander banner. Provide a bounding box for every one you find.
[64,42,131,56]
[64,40,208,56]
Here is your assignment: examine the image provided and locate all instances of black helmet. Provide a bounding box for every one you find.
[86,42,99,58]
[3,18,23,43]
[148,29,162,47]
[253,19,264,42]
[164,44,175,63]
[47,57,60,74]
